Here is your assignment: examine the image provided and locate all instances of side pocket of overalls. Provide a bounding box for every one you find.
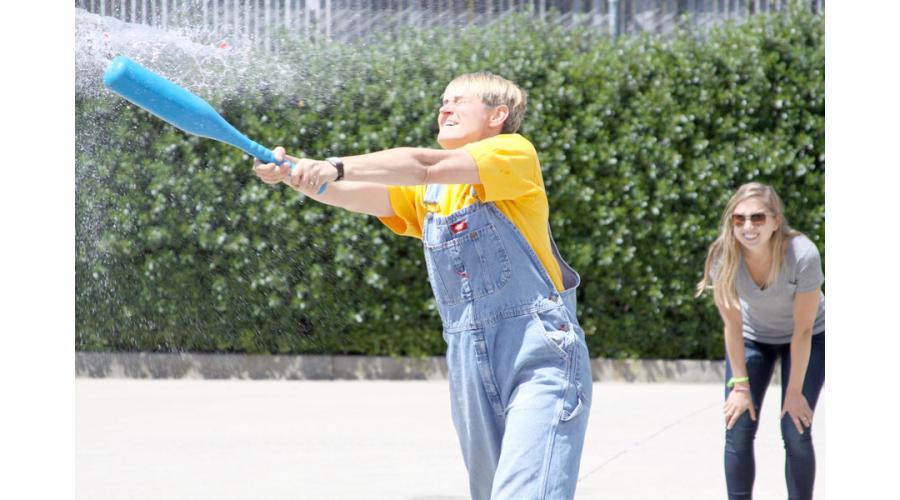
[560,313,592,423]
[560,339,592,422]
[532,305,590,422]
[532,305,577,361]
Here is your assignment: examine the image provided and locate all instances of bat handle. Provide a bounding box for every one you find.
[248,141,328,195]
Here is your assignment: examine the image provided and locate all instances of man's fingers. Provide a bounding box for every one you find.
[254,162,274,180]
[287,163,303,188]
[290,174,303,189]
[253,160,273,176]
[256,162,290,184]
[253,153,319,192]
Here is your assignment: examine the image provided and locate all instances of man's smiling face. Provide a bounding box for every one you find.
[436,92,495,150]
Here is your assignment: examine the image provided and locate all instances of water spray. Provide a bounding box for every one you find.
[102,55,327,194]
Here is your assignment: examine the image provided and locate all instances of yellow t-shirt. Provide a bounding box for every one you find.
[378,133,564,291]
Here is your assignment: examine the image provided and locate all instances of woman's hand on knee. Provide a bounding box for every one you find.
[781,391,813,435]
[724,388,756,430]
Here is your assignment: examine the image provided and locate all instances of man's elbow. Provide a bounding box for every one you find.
[411,148,436,185]
[421,149,479,185]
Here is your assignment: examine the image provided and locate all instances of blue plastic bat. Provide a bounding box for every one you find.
[103,55,326,194]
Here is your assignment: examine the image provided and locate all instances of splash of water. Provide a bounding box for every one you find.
[75,6,373,353]
[79,8,214,95]
[76,7,305,101]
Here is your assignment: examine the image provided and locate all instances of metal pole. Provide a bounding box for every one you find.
[627,0,634,32]
[265,0,271,53]
[609,0,619,36]
[232,0,239,39]
[286,0,292,30]
[326,0,332,39]
[222,0,228,36]
[244,0,251,45]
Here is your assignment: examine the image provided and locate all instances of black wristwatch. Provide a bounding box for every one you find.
[326,157,345,182]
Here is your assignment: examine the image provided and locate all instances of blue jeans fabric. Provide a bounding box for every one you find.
[422,185,592,500]
[724,333,826,500]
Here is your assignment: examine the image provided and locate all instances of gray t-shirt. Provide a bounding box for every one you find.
[736,234,826,344]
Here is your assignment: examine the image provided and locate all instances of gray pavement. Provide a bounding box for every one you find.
[76,379,824,499]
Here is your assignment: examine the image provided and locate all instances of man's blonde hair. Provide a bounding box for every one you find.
[443,72,528,133]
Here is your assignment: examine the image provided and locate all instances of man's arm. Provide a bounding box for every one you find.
[254,146,481,216]
[341,147,481,185]
[302,180,395,217]
[279,147,481,195]
[254,149,393,217]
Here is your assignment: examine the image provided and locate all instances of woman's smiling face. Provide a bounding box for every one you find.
[731,197,778,252]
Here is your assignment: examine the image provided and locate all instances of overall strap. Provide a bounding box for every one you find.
[547,222,580,291]
[424,184,482,213]
[423,184,446,213]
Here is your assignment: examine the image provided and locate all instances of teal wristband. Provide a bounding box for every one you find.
[727,376,749,388]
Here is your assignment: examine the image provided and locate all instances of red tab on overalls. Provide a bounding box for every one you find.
[450,220,468,234]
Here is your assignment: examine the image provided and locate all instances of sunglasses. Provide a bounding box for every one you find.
[731,212,769,227]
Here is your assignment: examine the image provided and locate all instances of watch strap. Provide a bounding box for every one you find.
[326,157,344,182]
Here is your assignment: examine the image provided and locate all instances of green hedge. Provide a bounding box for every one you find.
[75,6,824,359]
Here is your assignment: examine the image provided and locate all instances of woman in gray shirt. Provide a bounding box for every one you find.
[696,182,825,500]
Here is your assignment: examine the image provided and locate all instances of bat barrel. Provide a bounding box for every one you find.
[103,56,244,145]
[103,56,329,194]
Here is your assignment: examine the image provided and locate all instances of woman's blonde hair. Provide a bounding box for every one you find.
[443,72,528,133]
[695,182,801,309]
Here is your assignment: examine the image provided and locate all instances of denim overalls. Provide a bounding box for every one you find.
[422,184,593,500]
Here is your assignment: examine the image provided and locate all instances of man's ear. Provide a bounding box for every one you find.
[489,105,510,130]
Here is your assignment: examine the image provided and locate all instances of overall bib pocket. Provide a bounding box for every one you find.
[424,223,512,306]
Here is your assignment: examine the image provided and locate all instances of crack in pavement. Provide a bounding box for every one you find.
[577,401,720,482]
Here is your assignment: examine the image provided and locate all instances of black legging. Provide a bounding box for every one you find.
[724,333,826,500]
